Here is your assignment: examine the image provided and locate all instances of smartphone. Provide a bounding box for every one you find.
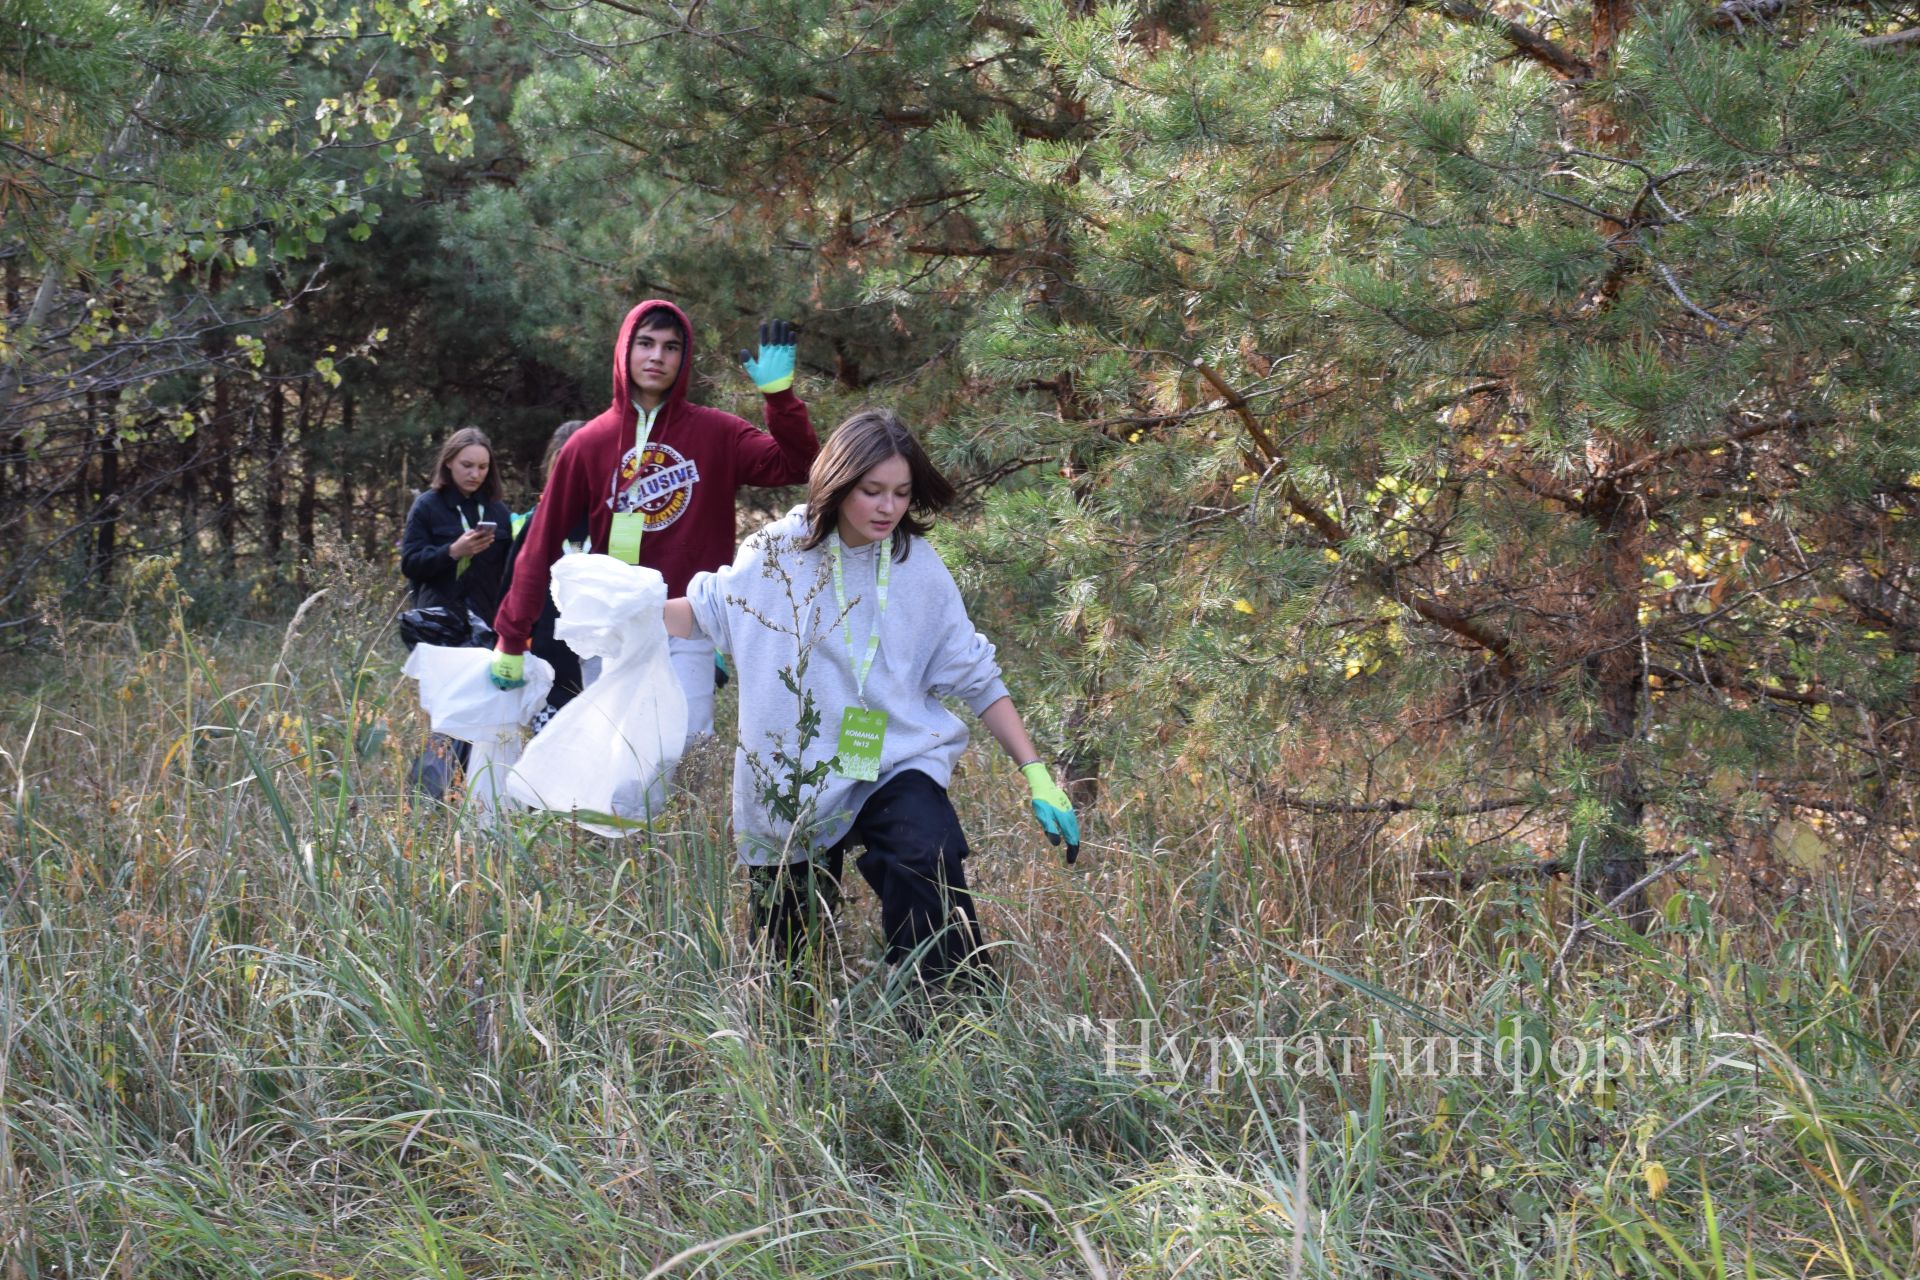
[475,521,498,534]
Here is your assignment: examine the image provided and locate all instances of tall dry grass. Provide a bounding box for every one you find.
[2,556,1917,1278]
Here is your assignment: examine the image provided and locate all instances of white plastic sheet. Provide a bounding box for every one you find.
[402,645,555,818]
[505,555,686,836]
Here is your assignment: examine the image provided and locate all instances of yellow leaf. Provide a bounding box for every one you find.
[1772,818,1831,872]
[1233,598,1256,615]
[1643,1161,1669,1200]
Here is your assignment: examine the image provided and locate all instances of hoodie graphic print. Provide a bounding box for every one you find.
[612,407,698,531]
[491,300,820,654]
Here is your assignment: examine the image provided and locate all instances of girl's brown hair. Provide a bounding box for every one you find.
[801,408,955,560]
[542,419,587,482]
[430,426,503,502]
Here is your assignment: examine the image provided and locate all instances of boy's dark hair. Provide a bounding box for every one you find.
[631,307,687,348]
[430,425,503,502]
[801,408,955,560]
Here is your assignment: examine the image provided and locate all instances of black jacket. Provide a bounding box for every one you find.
[401,487,512,621]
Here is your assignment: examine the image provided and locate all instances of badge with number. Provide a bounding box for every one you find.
[833,707,888,781]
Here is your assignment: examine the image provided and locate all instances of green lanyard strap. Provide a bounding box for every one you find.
[606,403,663,508]
[830,533,891,701]
[455,504,475,578]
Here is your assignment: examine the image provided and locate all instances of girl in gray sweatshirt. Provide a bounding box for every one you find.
[664,408,1079,983]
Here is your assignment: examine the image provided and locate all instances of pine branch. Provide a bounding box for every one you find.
[1193,360,1521,670]
[1415,0,1594,80]
[1482,452,1585,509]
[1595,410,1823,484]
[1647,660,1858,709]
[904,241,1016,257]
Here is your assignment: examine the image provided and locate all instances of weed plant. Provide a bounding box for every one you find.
[2,558,1917,1277]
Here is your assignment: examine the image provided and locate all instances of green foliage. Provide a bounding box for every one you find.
[909,0,1920,887]
[1,0,491,625]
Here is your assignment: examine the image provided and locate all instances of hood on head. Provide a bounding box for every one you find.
[611,299,695,422]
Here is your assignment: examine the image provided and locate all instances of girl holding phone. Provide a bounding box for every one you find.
[401,426,514,624]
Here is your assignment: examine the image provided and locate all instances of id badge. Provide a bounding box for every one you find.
[834,707,888,781]
[607,511,644,565]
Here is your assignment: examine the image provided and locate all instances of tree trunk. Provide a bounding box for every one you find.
[362,448,385,560]
[91,399,119,584]
[206,263,236,575]
[264,386,286,565]
[179,436,200,562]
[296,383,317,593]
[336,393,355,553]
[1572,484,1649,922]
[1592,0,1636,65]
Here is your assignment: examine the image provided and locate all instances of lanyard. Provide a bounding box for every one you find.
[606,402,663,508]
[830,533,891,701]
[455,499,479,577]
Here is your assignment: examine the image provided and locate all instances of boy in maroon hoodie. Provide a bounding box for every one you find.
[489,301,818,741]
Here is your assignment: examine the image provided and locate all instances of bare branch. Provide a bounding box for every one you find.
[1596,410,1824,484]
[1708,0,1789,31]
[1550,849,1699,985]
[1861,26,1920,48]
[1267,791,1540,817]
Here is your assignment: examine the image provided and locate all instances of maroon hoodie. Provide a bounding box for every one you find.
[492,300,819,655]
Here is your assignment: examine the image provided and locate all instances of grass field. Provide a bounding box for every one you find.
[3,562,1918,1278]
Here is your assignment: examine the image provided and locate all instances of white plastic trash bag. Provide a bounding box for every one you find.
[403,645,555,738]
[505,555,686,836]
[402,645,555,817]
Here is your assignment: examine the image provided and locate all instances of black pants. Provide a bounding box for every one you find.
[751,770,984,983]
[530,620,586,718]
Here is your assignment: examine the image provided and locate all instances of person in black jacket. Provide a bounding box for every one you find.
[401,426,513,622]
[401,426,512,799]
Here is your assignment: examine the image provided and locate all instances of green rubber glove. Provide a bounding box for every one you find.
[737,318,797,394]
[489,650,526,690]
[1021,761,1081,865]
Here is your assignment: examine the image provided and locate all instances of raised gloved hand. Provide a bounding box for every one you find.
[489,649,526,690]
[737,318,797,394]
[1021,761,1081,865]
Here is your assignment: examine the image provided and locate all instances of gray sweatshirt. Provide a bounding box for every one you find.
[685,507,1009,865]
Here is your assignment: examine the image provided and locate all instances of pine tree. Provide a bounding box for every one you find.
[453,0,1105,425]
[943,0,1920,907]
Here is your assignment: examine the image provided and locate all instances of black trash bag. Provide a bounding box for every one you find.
[398,605,495,651]
[464,609,496,648]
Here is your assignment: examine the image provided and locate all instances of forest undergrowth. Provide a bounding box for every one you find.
[3,557,1918,1279]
